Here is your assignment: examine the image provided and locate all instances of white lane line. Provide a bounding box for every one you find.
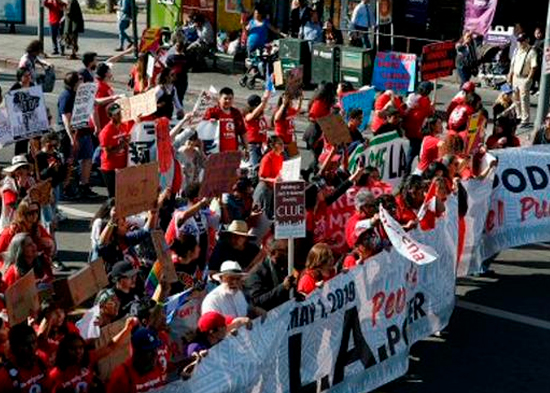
[58,205,95,219]
[457,300,550,331]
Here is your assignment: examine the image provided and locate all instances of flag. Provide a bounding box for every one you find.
[76,305,101,340]
[418,180,438,231]
[145,261,162,298]
[266,68,276,94]
[164,289,193,324]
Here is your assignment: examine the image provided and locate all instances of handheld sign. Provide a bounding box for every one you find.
[317,114,352,146]
[285,66,303,98]
[96,319,130,381]
[5,271,39,326]
[71,82,98,128]
[140,27,163,53]
[274,181,306,240]
[115,162,160,217]
[372,51,417,94]
[420,41,456,81]
[466,112,487,155]
[66,259,109,306]
[119,89,157,122]
[151,230,178,284]
[340,87,376,131]
[5,85,49,140]
[199,152,241,198]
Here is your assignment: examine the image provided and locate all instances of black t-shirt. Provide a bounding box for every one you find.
[79,68,95,83]
[114,287,141,318]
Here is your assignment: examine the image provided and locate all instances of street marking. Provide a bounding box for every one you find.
[457,300,550,330]
[58,205,95,219]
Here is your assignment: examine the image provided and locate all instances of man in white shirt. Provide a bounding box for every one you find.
[509,33,538,127]
[351,0,375,49]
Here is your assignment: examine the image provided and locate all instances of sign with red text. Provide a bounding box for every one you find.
[115,162,160,217]
[420,41,456,81]
[275,181,306,239]
[372,52,417,94]
[379,205,438,265]
[199,152,241,198]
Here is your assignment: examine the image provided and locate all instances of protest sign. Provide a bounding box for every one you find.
[147,54,155,78]
[120,89,157,122]
[5,85,49,140]
[273,60,284,86]
[466,111,486,154]
[196,120,220,155]
[71,82,98,128]
[285,66,303,98]
[96,319,130,381]
[151,230,178,283]
[65,259,109,306]
[464,0,498,35]
[128,121,157,165]
[159,198,458,393]
[317,114,352,146]
[5,271,39,326]
[190,86,217,123]
[199,152,241,197]
[372,52,417,94]
[140,27,163,53]
[115,162,160,217]
[0,107,11,146]
[420,41,456,81]
[341,87,376,131]
[281,157,301,181]
[28,180,52,205]
[380,205,438,265]
[349,131,409,188]
[275,181,306,239]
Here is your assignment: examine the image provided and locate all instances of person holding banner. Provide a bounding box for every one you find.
[297,243,335,295]
[417,116,445,174]
[9,67,35,156]
[404,81,435,168]
[533,111,550,145]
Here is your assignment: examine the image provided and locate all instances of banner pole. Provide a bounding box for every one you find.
[288,238,295,276]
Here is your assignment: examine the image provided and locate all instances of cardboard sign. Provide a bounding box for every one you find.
[5,271,39,326]
[274,181,306,239]
[317,114,352,146]
[5,85,49,140]
[66,259,109,306]
[285,66,303,98]
[372,51,417,94]
[420,41,457,81]
[115,162,160,217]
[273,61,284,86]
[28,180,53,205]
[140,27,163,54]
[151,230,178,284]
[341,87,376,131]
[96,319,130,381]
[199,152,241,198]
[71,82,98,128]
[466,112,486,155]
[119,89,157,122]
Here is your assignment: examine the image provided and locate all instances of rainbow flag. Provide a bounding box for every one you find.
[145,261,162,298]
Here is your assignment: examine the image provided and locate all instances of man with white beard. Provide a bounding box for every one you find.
[202,261,266,319]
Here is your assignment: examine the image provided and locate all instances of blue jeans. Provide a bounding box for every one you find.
[50,22,64,53]
[118,18,132,48]
[457,66,471,86]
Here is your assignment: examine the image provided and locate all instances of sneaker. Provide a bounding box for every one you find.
[115,47,124,52]
[80,185,100,199]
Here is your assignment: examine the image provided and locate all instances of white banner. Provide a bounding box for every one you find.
[160,198,458,393]
[71,82,98,128]
[5,85,49,140]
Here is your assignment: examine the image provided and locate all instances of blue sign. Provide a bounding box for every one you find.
[371,51,417,94]
[340,87,376,131]
[0,0,25,24]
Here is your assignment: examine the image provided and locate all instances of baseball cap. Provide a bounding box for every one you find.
[197,311,231,333]
[110,261,139,280]
[500,83,514,94]
[131,327,161,351]
[461,81,475,93]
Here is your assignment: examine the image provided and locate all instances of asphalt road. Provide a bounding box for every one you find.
[0,69,548,393]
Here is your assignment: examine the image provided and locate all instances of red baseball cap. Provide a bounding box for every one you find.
[462,81,476,93]
[198,312,232,333]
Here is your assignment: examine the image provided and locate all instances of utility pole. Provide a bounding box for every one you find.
[38,0,45,48]
[534,2,550,132]
[132,0,139,59]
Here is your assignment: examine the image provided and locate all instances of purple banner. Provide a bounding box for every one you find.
[464,0,498,35]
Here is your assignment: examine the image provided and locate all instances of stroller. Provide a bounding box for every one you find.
[478,44,511,90]
[239,42,279,90]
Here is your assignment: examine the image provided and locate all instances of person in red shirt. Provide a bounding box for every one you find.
[297,243,335,296]
[99,103,134,198]
[345,189,378,249]
[308,82,335,121]
[486,117,521,150]
[343,226,381,270]
[417,116,444,173]
[253,136,284,219]
[203,87,248,153]
[403,81,435,167]
[371,90,405,133]
[243,92,270,168]
[107,327,166,393]
[44,0,66,55]
[273,93,302,154]
[396,175,425,230]
[94,63,122,134]
[0,324,51,393]
[446,81,475,119]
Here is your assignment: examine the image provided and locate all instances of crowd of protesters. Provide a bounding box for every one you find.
[0,3,546,392]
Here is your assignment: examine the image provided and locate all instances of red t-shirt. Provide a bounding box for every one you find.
[396,194,418,225]
[203,106,246,152]
[107,358,165,393]
[259,151,283,181]
[95,79,115,132]
[343,254,359,270]
[0,358,51,393]
[403,96,434,140]
[2,190,17,206]
[309,100,331,121]
[157,331,171,382]
[448,104,474,132]
[345,211,363,249]
[49,364,95,393]
[297,270,317,295]
[371,93,404,132]
[418,135,441,172]
[44,0,65,25]
[245,115,268,144]
[486,135,521,150]
[38,322,80,367]
[274,107,297,144]
[99,121,133,171]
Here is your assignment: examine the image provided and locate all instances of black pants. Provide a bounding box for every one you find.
[102,170,116,198]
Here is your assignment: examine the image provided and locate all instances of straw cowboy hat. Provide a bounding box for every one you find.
[212,260,248,282]
[3,155,31,174]
[224,220,255,237]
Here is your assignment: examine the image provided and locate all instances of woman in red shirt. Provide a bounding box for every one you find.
[298,243,335,296]
[395,175,425,230]
[273,93,302,150]
[486,117,521,150]
[94,63,122,133]
[244,92,269,169]
[129,53,150,95]
[371,90,405,133]
[308,82,335,121]
[417,116,444,173]
[253,136,284,219]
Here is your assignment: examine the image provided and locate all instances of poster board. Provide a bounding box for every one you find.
[340,87,376,131]
[71,83,98,128]
[285,66,303,98]
[199,152,241,197]
[140,28,163,53]
[5,271,39,326]
[151,230,178,284]
[317,114,352,146]
[466,112,486,155]
[420,41,456,81]
[5,85,49,140]
[115,162,160,217]
[273,61,284,86]
[118,89,157,122]
[0,0,25,24]
[96,319,130,381]
[274,181,306,239]
[28,180,52,206]
[371,51,417,94]
[66,259,109,307]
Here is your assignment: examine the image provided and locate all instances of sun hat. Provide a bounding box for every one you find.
[212,260,248,282]
[3,155,31,174]
[131,327,162,351]
[224,220,254,237]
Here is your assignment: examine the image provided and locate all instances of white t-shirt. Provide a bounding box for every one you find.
[201,284,249,318]
[511,46,538,78]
